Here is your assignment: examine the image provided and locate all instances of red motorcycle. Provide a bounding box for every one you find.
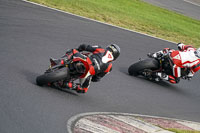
[128,50,190,81]
[36,49,91,89]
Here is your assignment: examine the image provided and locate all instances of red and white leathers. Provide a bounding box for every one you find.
[65,44,114,93]
[171,43,200,79]
[152,43,200,84]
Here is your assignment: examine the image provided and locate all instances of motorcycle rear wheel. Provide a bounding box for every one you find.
[36,67,69,86]
[128,58,159,76]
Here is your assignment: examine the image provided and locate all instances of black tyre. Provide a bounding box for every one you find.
[128,58,159,76]
[36,67,69,86]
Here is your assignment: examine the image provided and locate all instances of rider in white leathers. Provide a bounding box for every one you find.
[149,43,200,84]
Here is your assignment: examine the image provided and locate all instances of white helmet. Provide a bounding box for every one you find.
[194,48,200,58]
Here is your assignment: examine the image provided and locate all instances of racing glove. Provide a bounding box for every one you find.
[147,53,154,58]
[77,44,87,52]
[147,52,163,59]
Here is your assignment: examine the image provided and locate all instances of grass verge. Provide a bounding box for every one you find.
[28,0,200,47]
[168,128,200,133]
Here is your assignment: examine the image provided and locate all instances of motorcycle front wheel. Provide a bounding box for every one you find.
[36,67,69,86]
[128,58,159,76]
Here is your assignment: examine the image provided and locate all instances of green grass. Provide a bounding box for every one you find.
[168,128,200,133]
[29,0,200,47]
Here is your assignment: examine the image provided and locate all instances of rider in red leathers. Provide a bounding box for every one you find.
[148,43,200,84]
[51,44,120,93]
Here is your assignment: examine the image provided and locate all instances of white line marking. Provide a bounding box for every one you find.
[22,0,176,45]
[109,115,174,133]
[177,121,200,131]
[77,119,120,133]
[183,0,200,7]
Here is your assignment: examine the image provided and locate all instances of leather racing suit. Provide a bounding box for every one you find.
[150,43,200,84]
[64,44,114,93]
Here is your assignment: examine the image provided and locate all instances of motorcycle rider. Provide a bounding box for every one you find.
[51,44,120,93]
[148,43,200,84]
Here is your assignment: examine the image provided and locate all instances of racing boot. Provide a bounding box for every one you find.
[63,82,78,90]
[152,72,169,82]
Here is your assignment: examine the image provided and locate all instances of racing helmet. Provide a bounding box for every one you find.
[194,48,200,58]
[106,44,120,60]
[75,61,86,74]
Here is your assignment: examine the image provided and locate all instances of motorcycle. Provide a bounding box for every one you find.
[128,49,190,81]
[36,49,91,90]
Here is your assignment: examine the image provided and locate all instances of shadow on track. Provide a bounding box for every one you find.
[51,86,78,96]
[20,69,78,96]
[20,69,38,84]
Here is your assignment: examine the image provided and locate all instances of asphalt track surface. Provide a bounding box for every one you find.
[142,0,200,20]
[0,0,200,133]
